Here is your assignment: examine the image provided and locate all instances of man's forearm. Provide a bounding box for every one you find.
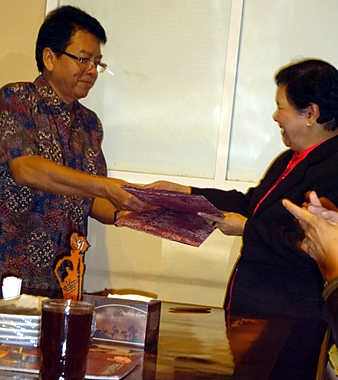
[9,155,150,213]
[9,155,112,199]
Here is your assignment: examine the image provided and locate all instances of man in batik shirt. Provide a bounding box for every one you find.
[0,6,146,297]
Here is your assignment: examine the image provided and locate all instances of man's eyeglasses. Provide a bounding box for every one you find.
[55,49,113,74]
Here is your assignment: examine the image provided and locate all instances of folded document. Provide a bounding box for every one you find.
[115,187,223,247]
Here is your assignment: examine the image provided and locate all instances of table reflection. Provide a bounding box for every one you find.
[0,301,326,380]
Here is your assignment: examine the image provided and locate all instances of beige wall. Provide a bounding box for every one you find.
[85,218,240,307]
[0,0,46,87]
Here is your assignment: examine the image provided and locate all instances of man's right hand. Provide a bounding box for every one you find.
[304,191,338,224]
[106,180,149,212]
[283,197,338,282]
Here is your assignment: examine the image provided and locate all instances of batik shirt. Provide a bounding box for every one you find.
[0,75,107,295]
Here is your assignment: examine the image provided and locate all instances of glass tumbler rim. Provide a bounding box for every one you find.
[42,299,94,313]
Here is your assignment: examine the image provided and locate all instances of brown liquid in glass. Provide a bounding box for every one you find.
[40,308,92,380]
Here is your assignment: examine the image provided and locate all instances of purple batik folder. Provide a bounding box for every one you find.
[115,187,223,247]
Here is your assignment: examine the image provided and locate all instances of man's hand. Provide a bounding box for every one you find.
[303,191,338,223]
[283,198,338,282]
[105,179,150,212]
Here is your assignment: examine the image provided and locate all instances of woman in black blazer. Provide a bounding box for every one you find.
[146,59,338,379]
[148,58,338,319]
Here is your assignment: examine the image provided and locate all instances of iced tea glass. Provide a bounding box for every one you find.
[40,299,94,380]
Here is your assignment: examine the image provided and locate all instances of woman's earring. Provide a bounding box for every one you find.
[306,122,312,128]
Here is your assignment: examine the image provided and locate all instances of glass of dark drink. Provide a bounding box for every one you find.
[40,299,94,380]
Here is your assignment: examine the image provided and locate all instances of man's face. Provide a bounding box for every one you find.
[47,30,102,105]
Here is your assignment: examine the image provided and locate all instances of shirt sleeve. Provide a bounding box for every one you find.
[191,186,255,215]
[0,84,40,163]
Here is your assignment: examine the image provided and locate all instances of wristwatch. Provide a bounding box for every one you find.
[113,210,119,224]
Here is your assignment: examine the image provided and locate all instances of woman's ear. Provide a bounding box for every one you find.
[42,47,55,72]
[306,103,320,125]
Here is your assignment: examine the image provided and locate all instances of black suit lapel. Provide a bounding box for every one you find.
[251,134,338,217]
[253,162,307,216]
[247,149,293,216]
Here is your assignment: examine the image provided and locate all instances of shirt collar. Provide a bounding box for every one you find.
[290,141,324,166]
[34,75,79,112]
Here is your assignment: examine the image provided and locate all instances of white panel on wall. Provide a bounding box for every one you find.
[59,0,233,179]
[53,0,338,185]
[228,0,338,182]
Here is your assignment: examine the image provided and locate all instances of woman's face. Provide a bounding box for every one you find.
[273,85,309,152]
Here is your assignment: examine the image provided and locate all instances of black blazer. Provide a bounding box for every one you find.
[193,135,338,318]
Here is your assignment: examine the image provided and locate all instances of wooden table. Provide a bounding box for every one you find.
[128,302,326,380]
[0,302,326,379]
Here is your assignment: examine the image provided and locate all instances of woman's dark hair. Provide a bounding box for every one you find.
[275,59,338,131]
[35,6,107,72]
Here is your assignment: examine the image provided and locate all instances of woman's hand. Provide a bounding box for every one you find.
[144,180,191,194]
[198,212,247,236]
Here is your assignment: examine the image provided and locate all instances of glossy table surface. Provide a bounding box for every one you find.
[133,302,296,380]
[0,301,321,379]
